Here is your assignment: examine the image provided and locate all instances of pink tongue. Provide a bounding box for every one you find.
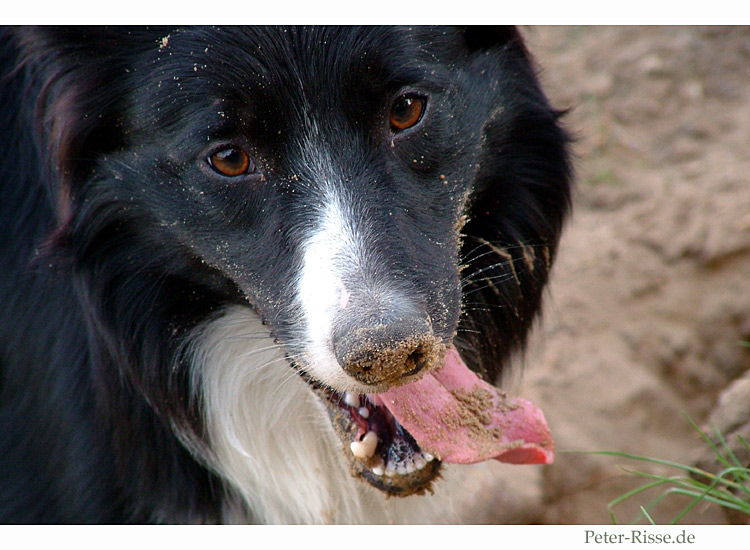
[377,347,554,465]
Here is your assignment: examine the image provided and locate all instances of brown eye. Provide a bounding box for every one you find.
[208,147,254,177]
[390,95,426,131]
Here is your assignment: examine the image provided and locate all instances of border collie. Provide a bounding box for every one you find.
[0,26,571,523]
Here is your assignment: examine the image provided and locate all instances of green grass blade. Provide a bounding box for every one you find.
[683,414,736,470]
[608,477,671,511]
[712,425,745,471]
[594,450,708,477]
[593,415,750,524]
[640,506,657,525]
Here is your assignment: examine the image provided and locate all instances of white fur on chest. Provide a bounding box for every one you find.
[188,306,467,524]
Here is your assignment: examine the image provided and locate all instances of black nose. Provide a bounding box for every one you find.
[331,299,443,386]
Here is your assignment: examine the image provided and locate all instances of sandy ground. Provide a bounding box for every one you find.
[456,26,750,525]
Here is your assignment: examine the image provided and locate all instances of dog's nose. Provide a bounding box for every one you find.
[332,300,443,387]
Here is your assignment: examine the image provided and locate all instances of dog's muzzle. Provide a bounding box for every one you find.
[331,295,443,387]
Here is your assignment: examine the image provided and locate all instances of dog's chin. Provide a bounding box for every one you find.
[310,381,443,497]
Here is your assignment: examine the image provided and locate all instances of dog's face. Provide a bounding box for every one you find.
[25,26,571,502]
[128,27,474,392]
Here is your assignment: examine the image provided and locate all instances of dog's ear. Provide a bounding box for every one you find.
[460,26,529,58]
[12,27,168,226]
[453,25,572,381]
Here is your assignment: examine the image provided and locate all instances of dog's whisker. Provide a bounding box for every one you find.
[455,327,483,335]
[222,332,284,342]
[459,248,508,269]
[462,240,551,261]
[461,306,505,314]
[466,235,555,251]
[243,355,297,376]
[460,242,500,264]
[238,349,301,367]
[461,276,518,297]
[460,262,515,285]
[256,361,309,404]
[466,271,518,284]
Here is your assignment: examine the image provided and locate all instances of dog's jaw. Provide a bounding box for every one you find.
[188,306,458,524]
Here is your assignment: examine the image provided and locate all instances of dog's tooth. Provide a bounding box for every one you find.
[344,393,360,408]
[422,452,435,462]
[385,460,397,477]
[350,440,368,459]
[414,454,427,470]
[350,431,378,459]
[371,459,385,476]
[358,407,370,419]
[362,431,378,455]
[399,459,418,476]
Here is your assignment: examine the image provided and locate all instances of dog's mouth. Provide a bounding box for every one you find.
[309,346,555,497]
[314,384,442,496]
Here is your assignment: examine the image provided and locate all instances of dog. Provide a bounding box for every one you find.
[0,26,572,523]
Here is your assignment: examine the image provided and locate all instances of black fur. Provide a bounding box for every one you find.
[0,26,571,523]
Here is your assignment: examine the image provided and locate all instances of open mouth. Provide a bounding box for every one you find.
[315,384,443,496]
[308,346,555,497]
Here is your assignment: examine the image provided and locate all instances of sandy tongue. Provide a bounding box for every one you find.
[377,347,554,465]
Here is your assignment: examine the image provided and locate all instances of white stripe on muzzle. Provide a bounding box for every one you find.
[296,189,376,393]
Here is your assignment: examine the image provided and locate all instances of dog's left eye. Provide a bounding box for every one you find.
[390,95,426,131]
[208,147,255,177]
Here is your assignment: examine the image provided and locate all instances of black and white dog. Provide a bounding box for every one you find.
[0,26,571,523]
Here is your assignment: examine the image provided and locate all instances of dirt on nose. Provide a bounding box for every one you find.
[339,329,446,387]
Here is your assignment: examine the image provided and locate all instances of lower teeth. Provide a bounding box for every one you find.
[342,393,435,478]
[414,454,426,470]
[372,452,435,477]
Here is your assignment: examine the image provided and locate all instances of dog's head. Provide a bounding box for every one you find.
[20,26,571,499]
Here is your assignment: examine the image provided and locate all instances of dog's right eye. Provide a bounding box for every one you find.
[208,147,255,177]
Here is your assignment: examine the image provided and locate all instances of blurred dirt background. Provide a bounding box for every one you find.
[455,26,750,525]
